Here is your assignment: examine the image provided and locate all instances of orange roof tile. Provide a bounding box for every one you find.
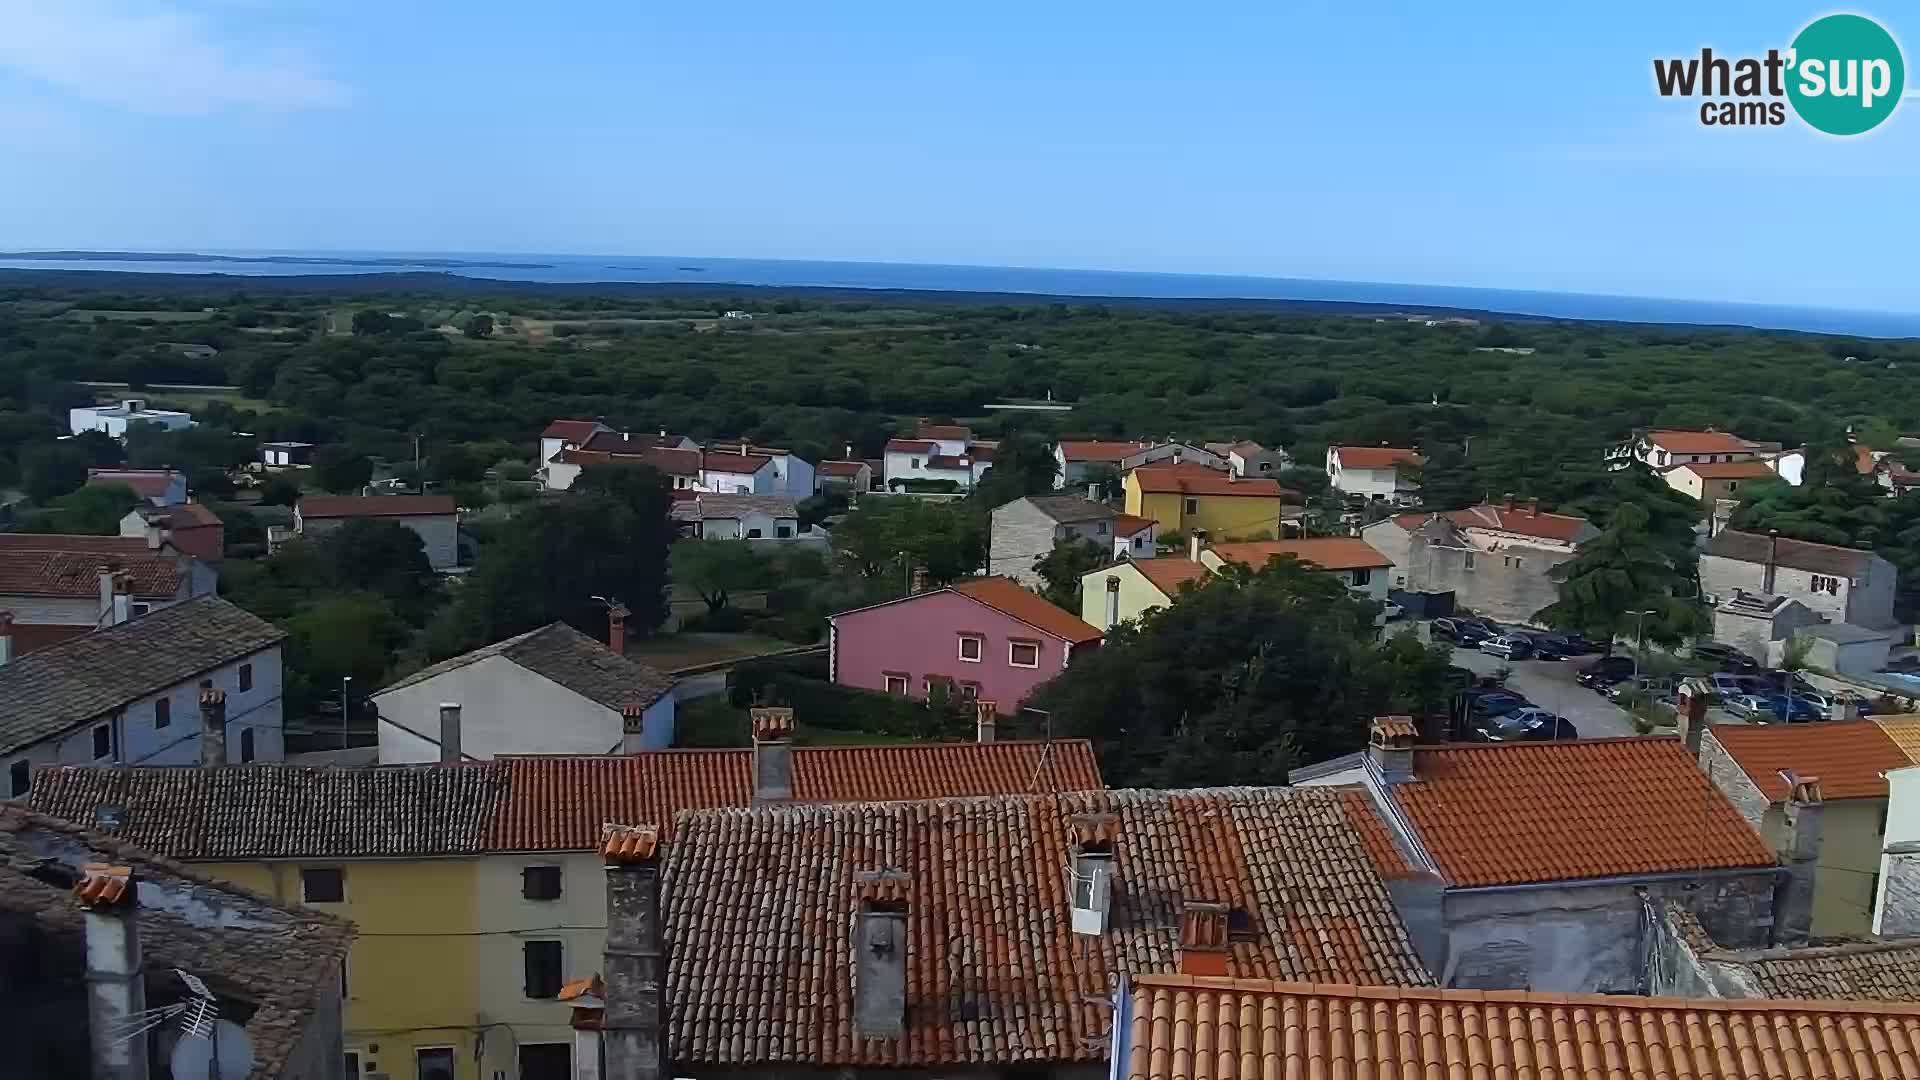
[1338,788,1419,880]
[665,787,1431,1069]
[1647,428,1757,454]
[1121,975,1920,1080]
[1129,557,1213,599]
[1208,537,1392,571]
[72,863,132,909]
[951,575,1105,643]
[1113,512,1156,536]
[1678,459,1778,480]
[1059,439,1150,462]
[1874,716,1920,761]
[600,823,661,863]
[541,419,603,441]
[1709,721,1913,802]
[1391,738,1776,887]
[1332,445,1422,469]
[1393,503,1596,544]
[1131,462,1287,498]
[297,494,456,519]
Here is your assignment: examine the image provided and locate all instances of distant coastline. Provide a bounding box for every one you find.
[0,250,555,270]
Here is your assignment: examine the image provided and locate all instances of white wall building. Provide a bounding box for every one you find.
[672,493,803,540]
[1326,445,1423,503]
[294,494,460,570]
[68,398,194,438]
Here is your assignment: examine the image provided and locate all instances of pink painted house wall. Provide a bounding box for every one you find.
[830,591,1084,713]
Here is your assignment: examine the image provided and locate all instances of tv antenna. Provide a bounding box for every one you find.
[105,968,255,1080]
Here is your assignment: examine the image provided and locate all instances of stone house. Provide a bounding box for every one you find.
[1653,899,1920,1003]
[1361,499,1599,624]
[294,494,460,571]
[988,494,1156,585]
[1662,459,1778,504]
[1712,591,1825,665]
[1700,529,1899,629]
[0,534,219,655]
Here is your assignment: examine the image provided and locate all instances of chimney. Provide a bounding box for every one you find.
[1765,529,1780,594]
[1502,492,1515,511]
[1367,716,1417,784]
[910,567,928,595]
[1087,482,1100,501]
[1188,530,1205,563]
[76,864,148,1080]
[852,870,910,1039]
[1677,688,1707,760]
[1104,574,1121,630]
[110,572,133,626]
[601,825,665,1080]
[98,564,115,622]
[845,442,854,460]
[199,683,226,766]
[1773,771,1824,947]
[659,428,667,438]
[560,975,608,1080]
[621,698,649,753]
[438,702,462,763]
[1832,692,1862,723]
[0,611,12,668]
[143,518,165,550]
[751,706,795,801]
[1178,900,1232,977]
[607,603,629,657]
[1526,498,1539,515]
[622,431,630,442]
[1068,813,1117,935]
[974,700,998,743]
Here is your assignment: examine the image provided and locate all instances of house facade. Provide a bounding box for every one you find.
[1613,428,1766,471]
[537,418,613,483]
[86,467,188,507]
[1054,439,1148,488]
[829,576,1102,712]
[671,493,802,539]
[1700,528,1898,629]
[816,459,873,492]
[260,440,317,467]
[1201,537,1394,604]
[1081,538,1391,630]
[1662,459,1777,504]
[988,494,1156,586]
[373,620,677,762]
[0,596,287,796]
[1326,445,1422,503]
[119,501,224,562]
[883,422,996,491]
[68,398,194,437]
[1362,500,1599,624]
[705,441,815,497]
[1118,440,1227,474]
[295,494,460,570]
[0,534,218,655]
[1123,463,1290,540]
[545,444,704,493]
[1206,439,1290,478]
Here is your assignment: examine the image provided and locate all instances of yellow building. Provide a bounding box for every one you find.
[1123,462,1294,541]
[1080,556,1212,629]
[1081,537,1395,631]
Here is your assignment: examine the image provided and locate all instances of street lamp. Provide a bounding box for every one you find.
[1628,609,1658,682]
[341,675,353,750]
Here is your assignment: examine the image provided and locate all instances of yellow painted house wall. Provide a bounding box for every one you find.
[1123,477,1282,541]
[1759,798,1887,938]
[1078,561,1178,628]
[207,858,488,1078]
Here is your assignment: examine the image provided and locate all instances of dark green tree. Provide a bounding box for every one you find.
[1033,537,1108,611]
[971,432,1059,508]
[313,445,373,493]
[1411,440,1479,511]
[671,541,775,613]
[258,472,303,507]
[1533,502,1706,651]
[429,443,486,485]
[21,441,89,503]
[831,498,986,585]
[465,314,495,339]
[42,482,142,534]
[317,519,440,625]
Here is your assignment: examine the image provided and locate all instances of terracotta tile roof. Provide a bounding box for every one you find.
[701,450,772,474]
[1208,538,1392,571]
[86,468,182,499]
[927,453,974,468]
[1059,439,1150,462]
[1392,503,1597,544]
[0,548,182,599]
[951,576,1105,643]
[297,494,456,519]
[1338,788,1419,880]
[0,597,284,757]
[579,430,686,453]
[1707,721,1912,802]
[1705,529,1876,577]
[671,493,799,521]
[1666,902,1920,1002]
[1120,974,1920,1080]
[1679,459,1778,480]
[0,805,354,1080]
[559,445,704,475]
[378,621,675,711]
[0,533,151,555]
[160,501,222,528]
[1130,558,1213,599]
[491,739,1102,849]
[1114,513,1156,536]
[885,438,939,454]
[27,762,508,858]
[916,423,973,441]
[1332,445,1422,469]
[541,418,602,441]
[1873,717,1920,761]
[662,787,1430,1069]
[818,459,868,477]
[1390,737,1776,887]
[1132,463,1286,499]
[1647,428,1757,454]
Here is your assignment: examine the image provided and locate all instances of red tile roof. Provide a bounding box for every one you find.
[1393,503,1596,544]
[1121,975,1920,1080]
[490,740,1102,849]
[1059,439,1149,462]
[700,450,771,474]
[541,419,604,441]
[951,576,1105,644]
[1390,737,1776,887]
[1648,429,1757,454]
[560,445,704,475]
[1208,537,1392,571]
[663,787,1431,1069]
[1131,463,1287,498]
[162,502,222,528]
[916,423,973,441]
[1338,788,1419,880]
[1113,512,1156,536]
[1332,446,1423,469]
[1677,459,1778,480]
[1708,721,1913,802]
[817,459,868,477]
[298,494,456,519]
[1130,557,1213,599]
[0,534,150,555]
[0,550,182,599]
[884,438,938,454]
[85,468,182,499]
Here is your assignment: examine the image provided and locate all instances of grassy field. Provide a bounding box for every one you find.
[64,308,216,322]
[77,382,275,413]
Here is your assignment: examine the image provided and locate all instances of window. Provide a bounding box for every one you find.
[746,528,763,538]
[1132,535,1145,550]
[911,456,921,468]
[776,524,793,538]
[958,634,984,663]
[1350,568,1371,586]
[1009,641,1040,668]
[1727,481,1739,492]
[154,697,170,729]
[523,865,563,901]
[240,728,256,763]
[239,663,253,692]
[519,1044,572,1080]
[884,673,909,695]
[1096,521,1109,535]
[924,674,956,698]
[130,602,151,617]
[8,760,28,798]
[524,939,564,998]
[301,867,345,904]
[1183,497,1198,515]
[1462,552,1476,572]
[1812,574,1843,595]
[959,682,980,701]
[343,1051,361,1078]
[92,725,111,761]
[416,1047,455,1080]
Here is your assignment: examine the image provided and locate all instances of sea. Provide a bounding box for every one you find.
[0,250,1914,338]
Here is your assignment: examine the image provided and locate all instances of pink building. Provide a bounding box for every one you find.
[828,577,1102,714]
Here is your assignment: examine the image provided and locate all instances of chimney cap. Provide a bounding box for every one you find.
[601,823,662,864]
[854,868,911,907]
[621,698,647,719]
[751,706,795,743]
[1780,770,1824,804]
[199,686,226,707]
[1369,716,1418,748]
[73,863,133,910]
[1069,812,1120,852]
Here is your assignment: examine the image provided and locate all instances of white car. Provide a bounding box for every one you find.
[1723,693,1774,720]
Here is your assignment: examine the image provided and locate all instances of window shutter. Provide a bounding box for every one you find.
[524,942,537,998]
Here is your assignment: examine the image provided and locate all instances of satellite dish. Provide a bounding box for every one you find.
[169,1019,254,1080]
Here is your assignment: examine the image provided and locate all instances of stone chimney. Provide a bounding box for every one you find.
[1068,813,1117,935]
[1677,688,1708,760]
[910,567,928,595]
[439,702,462,763]
[601,825,665,1080]
[1178,900,1232,977]
[852,870,910,1039]
[1765,529,1780,594]
[751,706,795,801]
[76,863,147,1080]
[0,611,12,668]
[97,564,116,624]
[1502,492,1515,511]
[974,700,998,743]
[143,517,165,551]
[607,603,629,657]
[1187,530,1206,563]
[199,683,226,766]
[1774,770,1824,947]
[1104,574,1121,630]
[621,699,649,753]
[1367,716,1418,784]
[110,572,133,626]
[1525,498,1539,515]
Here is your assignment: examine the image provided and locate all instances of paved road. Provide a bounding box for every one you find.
[1444,644,1641,739]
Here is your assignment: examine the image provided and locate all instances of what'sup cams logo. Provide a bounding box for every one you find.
[1654,13,1904,134]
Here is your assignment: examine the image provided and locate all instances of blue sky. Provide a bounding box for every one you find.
[0,1,1914,310]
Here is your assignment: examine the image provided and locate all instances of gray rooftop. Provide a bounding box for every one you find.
[376,621,675,709]
[670,493,800,521]
[1287,750,1368,784]
[1019,494,1119,525]
[1802,622,1892,645]
[0,596,286,756]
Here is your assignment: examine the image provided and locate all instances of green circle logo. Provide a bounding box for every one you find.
[1787,14,1905,135]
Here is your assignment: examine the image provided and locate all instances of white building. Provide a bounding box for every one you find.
[1326,445,1423,503]
[1208,440,1292,479]
[539,425,692,490]
[672,493,803,540]
[698,449,778,494]
[1611,428,1767,471]
[0,595,286,796]
[1053,440,1147,489]
[68,398,194,438]
[1119,441,1227,474]
[373,620,676,761]
[988,494,1157,586]
[294,494,460,570]
[258,441,316,468]
[706,441,816,498]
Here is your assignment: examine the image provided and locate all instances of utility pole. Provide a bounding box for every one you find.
[412,433,423,494]
[341,675,353,750]
[1629,609,1657,682]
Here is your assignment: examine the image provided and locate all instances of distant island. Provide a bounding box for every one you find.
[0,250,555,271]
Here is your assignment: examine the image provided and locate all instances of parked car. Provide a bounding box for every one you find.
[1757,669,1820,696]
[1512,630,1575,660]
[1498,706,1580,740]
[1555,631,1599,654]
[1479,634,1535,660]
[1381,600,1406,621]
[1765,694,1825,723]
[1457,688,1530,720]
[1577,655,1637,690]
[1432,617,1491,645]
[1689,642,1762,674]
[1723,693,1774,720]
[1607,674,1678,702]
[1788,688,1873,718]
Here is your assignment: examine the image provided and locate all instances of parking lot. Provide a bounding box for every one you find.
[1446,644,1643,739]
